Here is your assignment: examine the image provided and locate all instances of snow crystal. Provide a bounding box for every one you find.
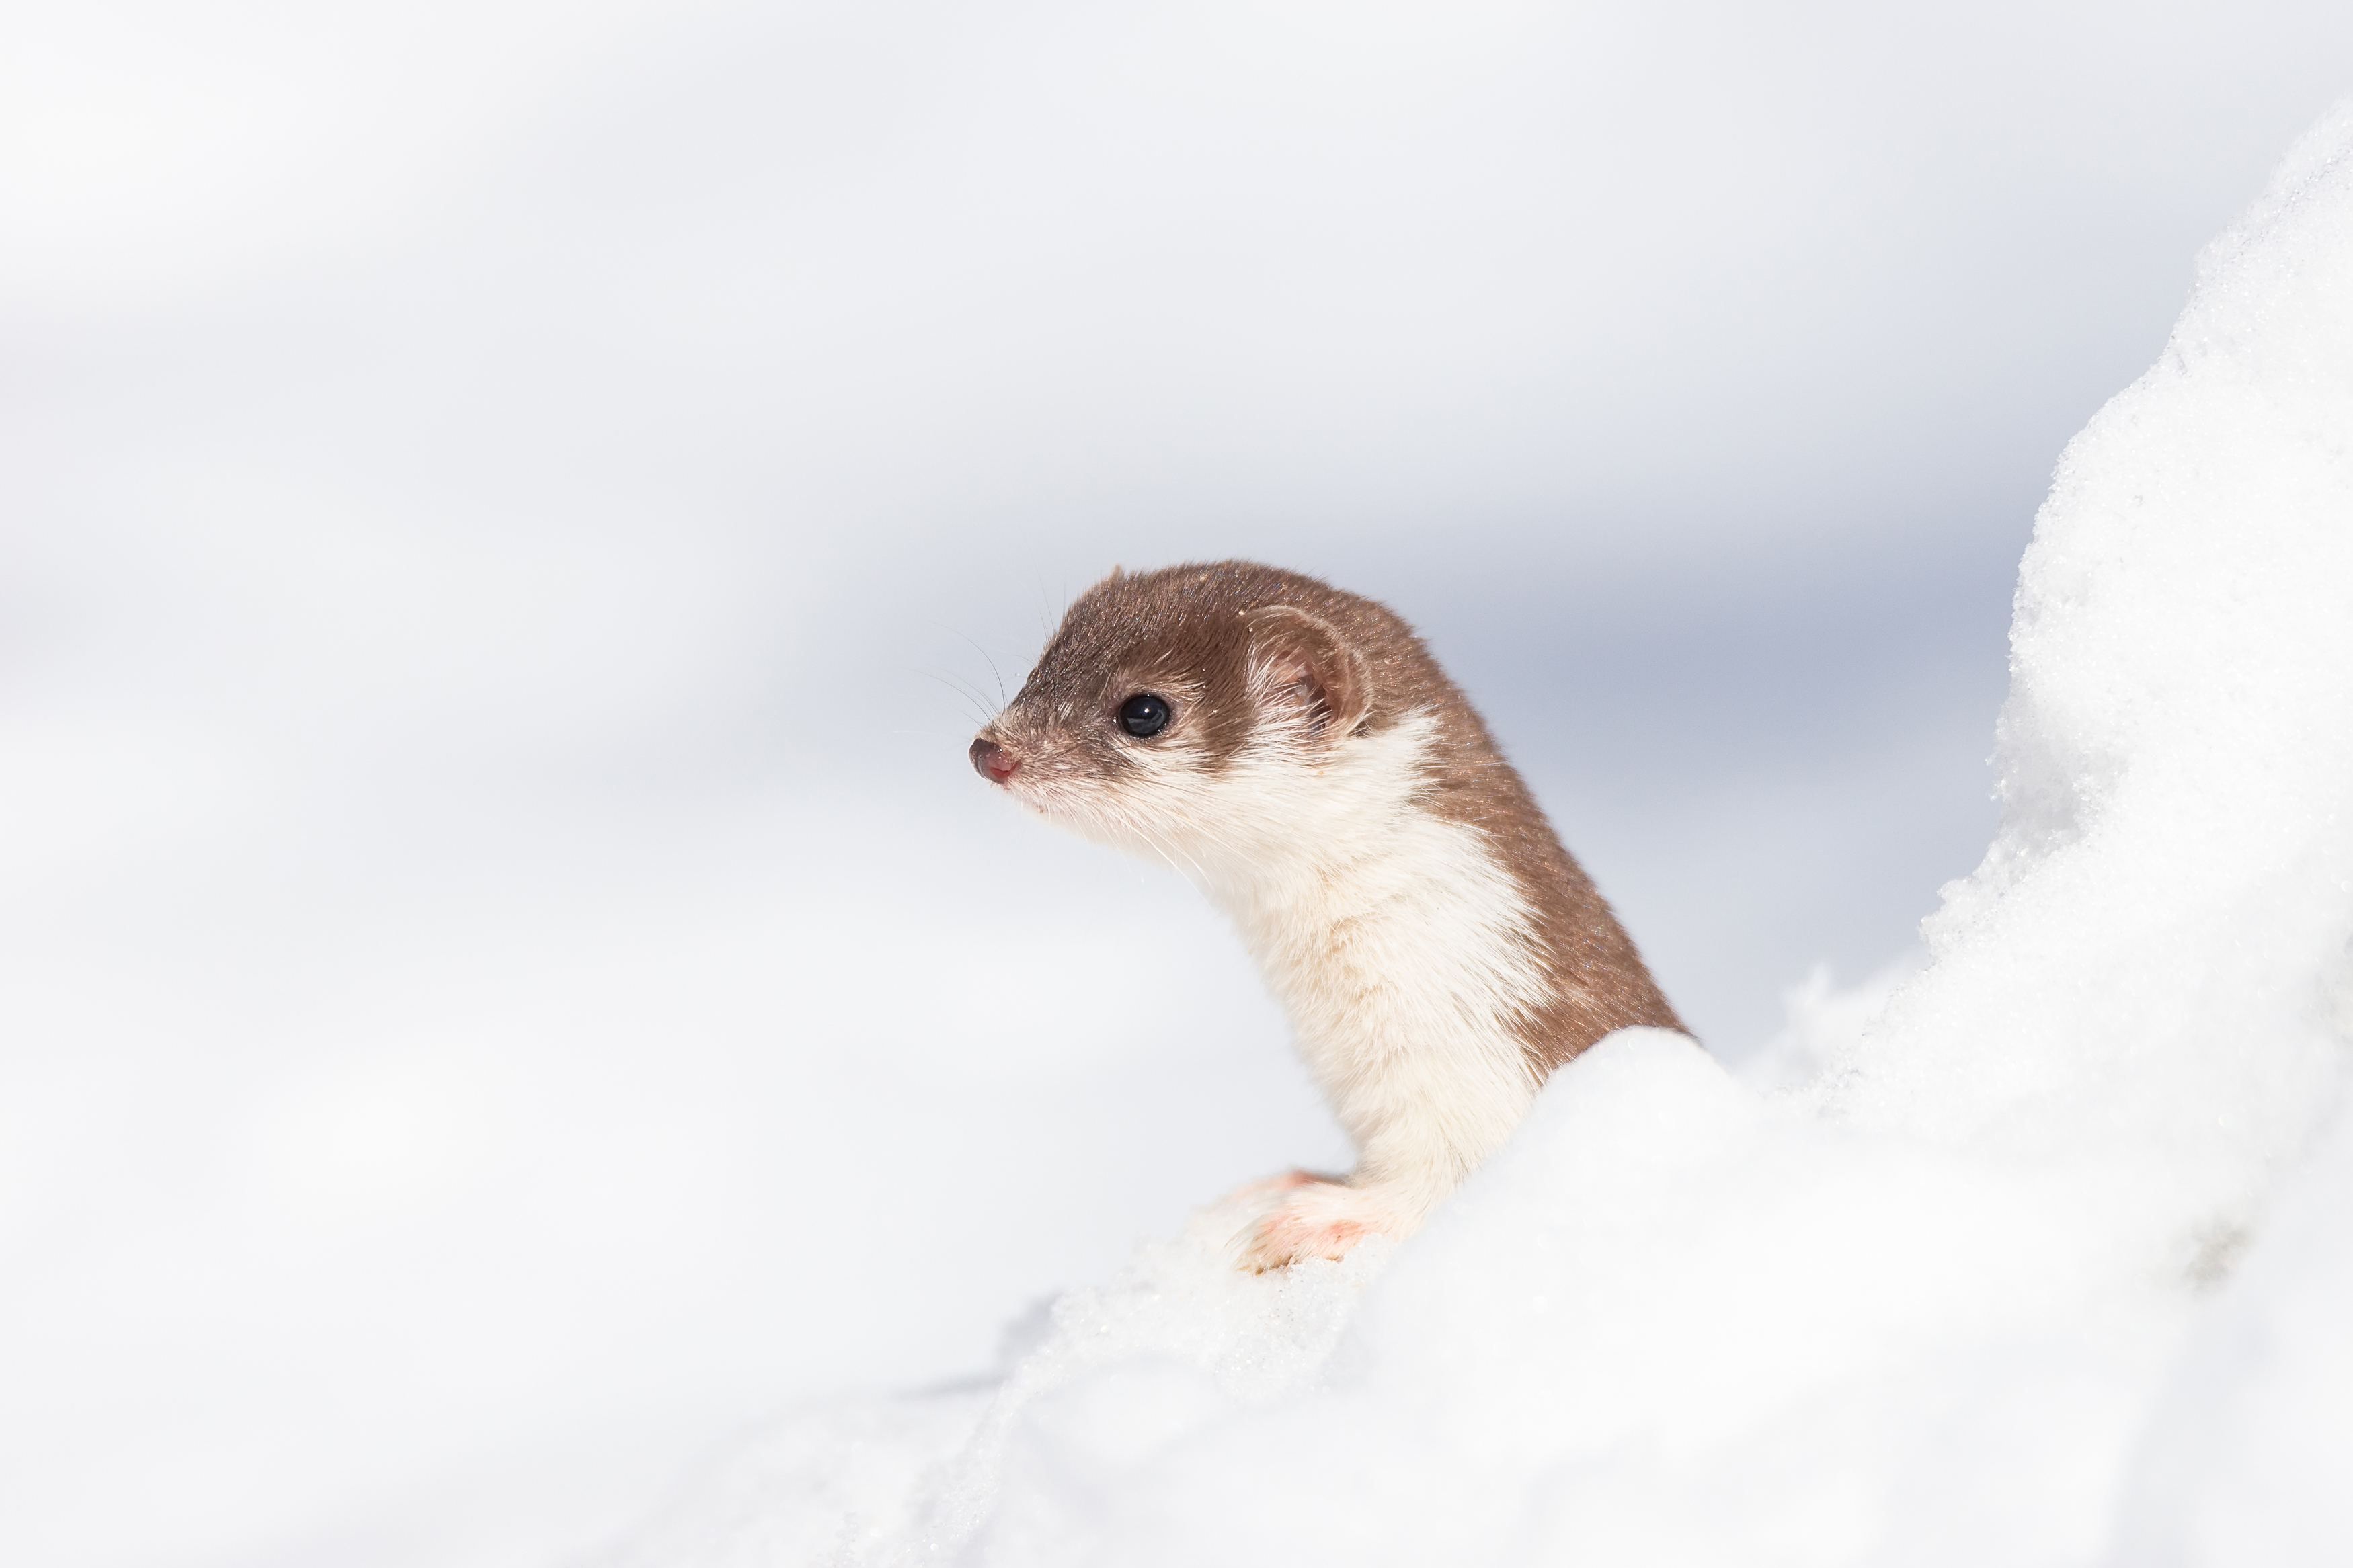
[612,99,2353,1567]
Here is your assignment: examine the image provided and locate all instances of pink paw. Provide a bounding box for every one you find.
[1236,1180,1393,1272]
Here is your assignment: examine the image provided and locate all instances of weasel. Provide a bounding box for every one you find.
[969,561,1683,1269]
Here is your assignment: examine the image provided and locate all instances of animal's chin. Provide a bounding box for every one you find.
[1000,783,1099,831]
[1009,788,1152,852]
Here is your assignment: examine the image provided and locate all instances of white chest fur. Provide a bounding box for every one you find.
[1154,715,1548,1216]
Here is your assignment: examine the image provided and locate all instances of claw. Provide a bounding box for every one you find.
[1242,1206,1369,1272]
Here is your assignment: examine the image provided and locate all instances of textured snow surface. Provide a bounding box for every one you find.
[610,101,2353,1568]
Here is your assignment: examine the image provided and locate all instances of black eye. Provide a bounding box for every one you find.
[1117,692,1171,737]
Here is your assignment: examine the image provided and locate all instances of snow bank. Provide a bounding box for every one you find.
[612,102,2353,1567]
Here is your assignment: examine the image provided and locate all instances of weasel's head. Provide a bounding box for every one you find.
[969,561,1387,860]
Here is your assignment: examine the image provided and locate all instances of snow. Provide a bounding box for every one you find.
[610,101,2353,1568]
[2122,1093,2353,1566]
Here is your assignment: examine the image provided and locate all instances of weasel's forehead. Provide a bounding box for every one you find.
[1031,589,1246,689]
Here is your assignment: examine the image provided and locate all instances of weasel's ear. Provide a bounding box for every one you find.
[1244,606,1372,738]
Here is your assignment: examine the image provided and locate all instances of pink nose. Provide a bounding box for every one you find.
[969,737,1019,783]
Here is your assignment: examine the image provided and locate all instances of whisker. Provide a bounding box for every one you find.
[904,666,997,729]
[918,621,1016,720]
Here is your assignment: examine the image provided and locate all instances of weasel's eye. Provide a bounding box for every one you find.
[1117,692,1172,737]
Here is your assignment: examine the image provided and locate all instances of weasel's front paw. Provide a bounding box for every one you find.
[1238,1180,1392,1272]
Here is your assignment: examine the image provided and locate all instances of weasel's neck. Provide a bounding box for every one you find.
[1188,717,1549,1205]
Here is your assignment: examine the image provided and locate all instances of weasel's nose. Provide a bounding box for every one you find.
[969,737,1019,783]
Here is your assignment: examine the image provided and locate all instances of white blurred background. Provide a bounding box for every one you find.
[3,4,2348,1565]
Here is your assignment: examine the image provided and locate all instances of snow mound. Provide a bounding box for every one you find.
[612,1221,1386,1565]
[612,101,2353,1567]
